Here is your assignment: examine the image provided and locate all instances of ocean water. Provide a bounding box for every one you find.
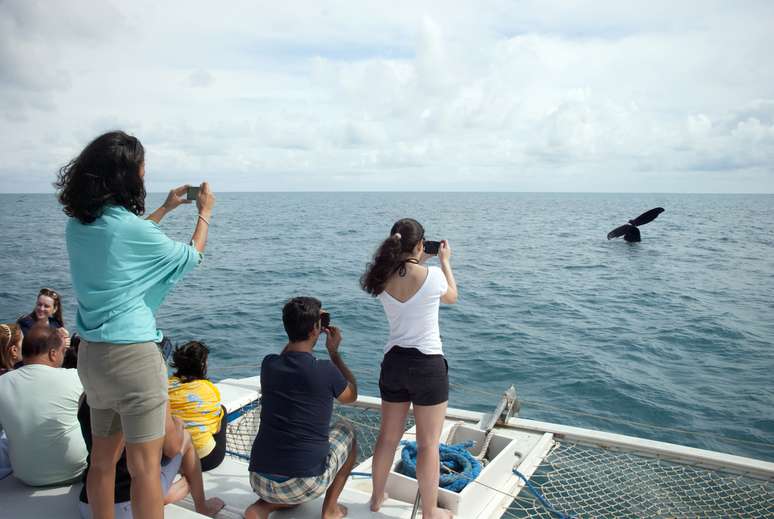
[1,192,772,462]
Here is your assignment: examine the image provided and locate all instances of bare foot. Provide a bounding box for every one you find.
[200,496,225,517]
[423,507,454,519]
[370,492,388,512]
[164,476,190,504]
[245,499,296,519]
[245,501,267,519]
[244,501,265,519]
[322,503,348,519]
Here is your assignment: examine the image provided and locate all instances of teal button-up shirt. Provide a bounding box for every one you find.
[66,205,201,344]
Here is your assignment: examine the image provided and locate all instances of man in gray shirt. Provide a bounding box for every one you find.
[0,325,87,486]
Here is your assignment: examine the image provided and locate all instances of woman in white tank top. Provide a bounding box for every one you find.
[361,218,458,519]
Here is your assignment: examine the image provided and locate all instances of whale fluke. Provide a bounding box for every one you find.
[629,207,665,227]
[607,207,664,242]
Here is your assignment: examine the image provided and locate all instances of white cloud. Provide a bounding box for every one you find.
[0,0,772,193]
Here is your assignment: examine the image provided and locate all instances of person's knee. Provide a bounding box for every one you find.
[127,456,161,478]
[127,459,161,481]
[126,445,163,479]
[414,427,443,450]
[90,442,123,472]
[380,425,405,446]
[89,458,117,476]
[90,451,115,470]
[415,438,439,453]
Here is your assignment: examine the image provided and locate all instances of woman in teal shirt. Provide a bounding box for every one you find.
[57,131,216,519]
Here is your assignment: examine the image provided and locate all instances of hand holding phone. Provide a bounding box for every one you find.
[196,182,216,214]
[162,185,192,211]
[325,325,342,356]
[320,311,331,329]
[438,239,452,264]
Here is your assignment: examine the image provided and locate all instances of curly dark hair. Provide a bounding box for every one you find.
[171,341,210,383]
[55,131,146,224]
[360,218,425,296]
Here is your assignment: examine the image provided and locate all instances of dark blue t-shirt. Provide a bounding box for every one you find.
[16,315,62,337]
[249,351,348,477]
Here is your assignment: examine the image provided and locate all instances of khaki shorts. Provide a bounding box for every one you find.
[78,340,168,443]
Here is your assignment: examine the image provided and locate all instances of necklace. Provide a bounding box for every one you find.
[398,257,420,276]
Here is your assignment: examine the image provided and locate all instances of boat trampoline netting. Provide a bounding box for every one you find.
[225,401,413,465]
[507,441,774,518]
[225,401,774,518]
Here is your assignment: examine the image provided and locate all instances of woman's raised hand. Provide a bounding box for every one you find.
[197,182,216,215]
[163,185,192,211]
[438,239,452,264]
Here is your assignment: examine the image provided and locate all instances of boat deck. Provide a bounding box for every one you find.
[177,456,413,519]
[2,375,773,518]
[0,376,543,518]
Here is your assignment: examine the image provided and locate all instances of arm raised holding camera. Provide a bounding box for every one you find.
[146,185,192,223]
[325,326,358,404]
[191,182,215,253]
[439,239,458,304]
[145,182,215,255]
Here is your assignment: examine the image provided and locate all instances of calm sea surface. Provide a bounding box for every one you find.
[1,193,772,462]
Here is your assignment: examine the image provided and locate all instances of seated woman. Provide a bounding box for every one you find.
[0,323,23,376]
[168,341,227,472]
[77,397,224,518]
[17,288,69,340]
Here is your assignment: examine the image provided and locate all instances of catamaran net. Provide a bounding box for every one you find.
[507,442,773,518]
[225,400,413,465]
[226,401,774,518]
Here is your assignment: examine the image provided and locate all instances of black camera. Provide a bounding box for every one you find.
[423,240,441,255]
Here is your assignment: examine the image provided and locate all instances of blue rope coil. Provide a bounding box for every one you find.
[397,440,482,493]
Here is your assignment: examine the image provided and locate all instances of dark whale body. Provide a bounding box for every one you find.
[607,207,664,242]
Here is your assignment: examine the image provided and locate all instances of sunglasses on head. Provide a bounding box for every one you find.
[39,288,59,299]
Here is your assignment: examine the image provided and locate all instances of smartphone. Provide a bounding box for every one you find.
[320,311,330,329]
[186,186,200,201]
[423,240,441,255]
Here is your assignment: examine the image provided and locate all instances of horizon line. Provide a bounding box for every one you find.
[1,190,772,195]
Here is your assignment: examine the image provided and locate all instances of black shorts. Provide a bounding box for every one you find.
[200,406,227,472]
[379,346,449,406]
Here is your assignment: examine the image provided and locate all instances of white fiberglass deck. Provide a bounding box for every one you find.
[2,375,772,518]
[175,376,547,519]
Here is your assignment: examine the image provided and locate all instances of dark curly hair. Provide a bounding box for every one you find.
[171,341,210,383]
[55,131,146,224]
[360,218,425,296]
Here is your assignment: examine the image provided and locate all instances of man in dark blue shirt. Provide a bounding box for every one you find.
[246,297,358,519]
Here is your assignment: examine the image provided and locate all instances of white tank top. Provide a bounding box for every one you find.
[377,265,448,356]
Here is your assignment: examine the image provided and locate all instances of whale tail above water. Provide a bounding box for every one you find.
[607,207,664,242]
[607,223,641,242]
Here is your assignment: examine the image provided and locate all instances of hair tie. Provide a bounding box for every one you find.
[393,232,402,240]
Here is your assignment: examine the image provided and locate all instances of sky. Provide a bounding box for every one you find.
[1,0,773,193]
